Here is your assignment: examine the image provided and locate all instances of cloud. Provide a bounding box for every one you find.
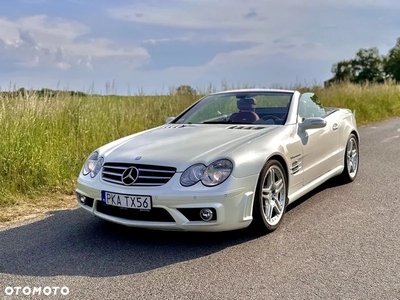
[108,0,398,30]
[104,2,304,72]
[108,0,278,30]
[18,29,36,47]
[243,11,258,20]
[141,33,196,45]
[108,0,400,59]
[0,15,149,72]
[1,0,400,93]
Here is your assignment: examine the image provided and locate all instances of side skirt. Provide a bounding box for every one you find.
[287,165,344,204]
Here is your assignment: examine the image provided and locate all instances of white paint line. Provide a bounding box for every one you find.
[381,136,400,143]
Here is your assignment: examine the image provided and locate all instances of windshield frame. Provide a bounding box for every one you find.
[171,91,295,125]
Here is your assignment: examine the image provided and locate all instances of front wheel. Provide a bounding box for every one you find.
[251,159,288,233]
[338,133,359,183]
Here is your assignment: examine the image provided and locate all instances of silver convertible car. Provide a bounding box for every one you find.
[76,89,359,233]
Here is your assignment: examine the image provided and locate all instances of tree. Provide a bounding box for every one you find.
[384,37,400,82]
[17,88,27,96]
[175,85,196,95]
[326,46,387,85]
[351,48,385,84]
[331,59,356,83]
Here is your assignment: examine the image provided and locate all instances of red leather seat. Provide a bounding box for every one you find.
[229,98,259,123]
[230,111,259,123]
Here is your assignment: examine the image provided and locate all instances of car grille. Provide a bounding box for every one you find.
[101,162,176,187]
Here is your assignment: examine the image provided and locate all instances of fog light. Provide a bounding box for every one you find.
[199,208,213,222]
[79,194,86,204]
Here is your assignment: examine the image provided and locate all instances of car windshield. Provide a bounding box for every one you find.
[173,91,294,125]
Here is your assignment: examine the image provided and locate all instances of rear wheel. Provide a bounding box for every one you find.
[251,159,288,233]
[338,133,359,183]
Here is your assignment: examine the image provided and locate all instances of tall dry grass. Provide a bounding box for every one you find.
[304,82,400,124]
[0,82,400,205]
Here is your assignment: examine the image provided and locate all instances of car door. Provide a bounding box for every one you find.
[297,93,340,186]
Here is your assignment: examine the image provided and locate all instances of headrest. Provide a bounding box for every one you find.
[237,97,256,106]
[237,97,256,111]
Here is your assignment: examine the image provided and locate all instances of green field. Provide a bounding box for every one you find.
[1,83,400,209]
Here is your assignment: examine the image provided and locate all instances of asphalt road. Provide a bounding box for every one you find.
[1,117,399,300]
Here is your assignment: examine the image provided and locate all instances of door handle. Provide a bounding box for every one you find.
[332,123,339,131]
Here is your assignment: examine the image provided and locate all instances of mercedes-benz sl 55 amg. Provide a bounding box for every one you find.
[76,89,359,233]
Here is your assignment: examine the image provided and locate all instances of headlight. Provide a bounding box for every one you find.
[180,164,206,187]
[82,151,104,178]
[202,159,233,186]
[180,159,233,187]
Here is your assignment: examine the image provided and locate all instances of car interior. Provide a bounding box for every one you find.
[227,97,290,125]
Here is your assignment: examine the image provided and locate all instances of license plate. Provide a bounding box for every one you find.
[101,191,152,211]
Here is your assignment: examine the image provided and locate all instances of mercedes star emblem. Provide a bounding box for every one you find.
[121,166,139,185]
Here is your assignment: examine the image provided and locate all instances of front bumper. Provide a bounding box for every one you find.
[75,173,259,232]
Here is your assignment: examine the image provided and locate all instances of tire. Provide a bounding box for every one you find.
[251,159,288,233]
[338,133,359,183]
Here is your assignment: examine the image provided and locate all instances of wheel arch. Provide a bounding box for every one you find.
[351,130,360,142]
[250,153,290,233]
[252,153,290,195]
[266,154,289,184]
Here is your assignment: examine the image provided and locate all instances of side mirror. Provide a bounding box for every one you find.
[300,117,326,130]
[166,117,175,123]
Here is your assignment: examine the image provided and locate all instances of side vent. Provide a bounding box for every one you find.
[162,124,186,129]
[290,160,302,175]
[227,125,265,130]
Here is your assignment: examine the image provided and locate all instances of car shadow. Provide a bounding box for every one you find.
[286,176,345,213]
[0,208,262,278]
[0,177,347,278]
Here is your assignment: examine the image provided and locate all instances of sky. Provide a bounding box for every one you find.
[0,0,399,95]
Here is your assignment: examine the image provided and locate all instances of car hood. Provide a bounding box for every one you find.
[101,124,279,171]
